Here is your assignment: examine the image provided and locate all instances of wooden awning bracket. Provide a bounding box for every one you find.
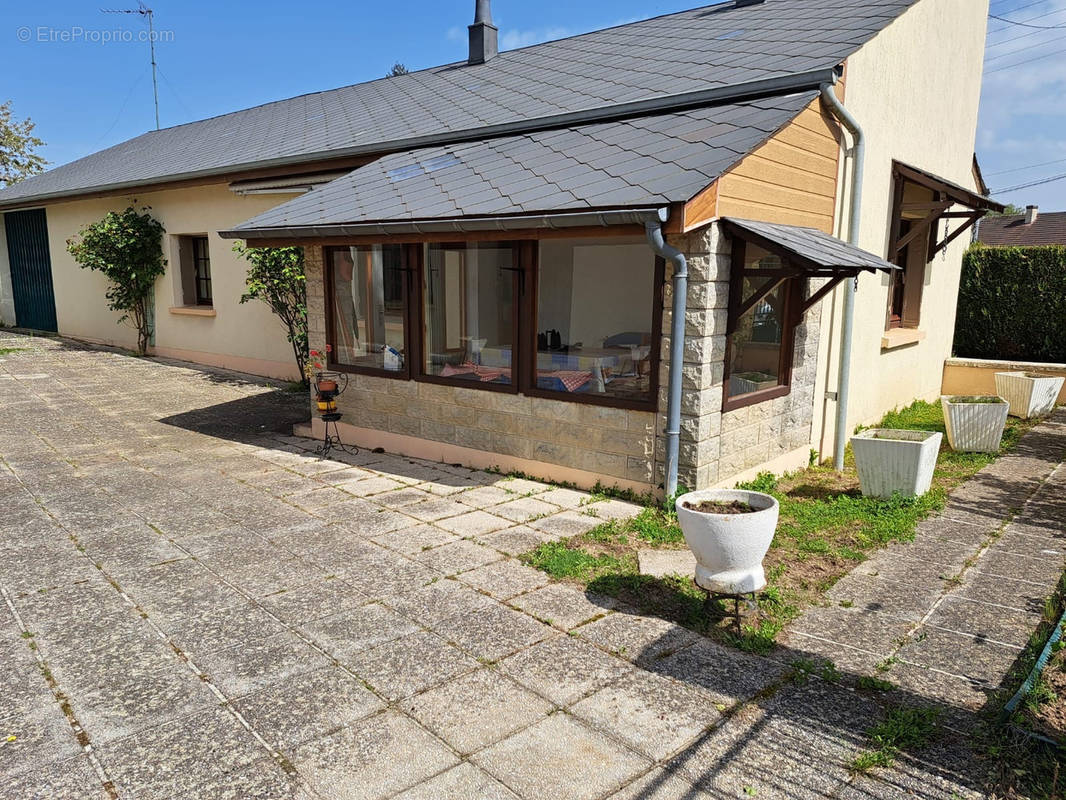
[928,210,983,260]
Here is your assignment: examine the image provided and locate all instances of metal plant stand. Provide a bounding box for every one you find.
[702,589,759,633]
[317,413,357,458]
[312,371,357,459]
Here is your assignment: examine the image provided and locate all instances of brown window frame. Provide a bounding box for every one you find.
[721,236,801,414]
[523,247,664,412]
[412,241,525,396]
[321,237,664,412]
[323,244,418,381]
[190,236,213,306]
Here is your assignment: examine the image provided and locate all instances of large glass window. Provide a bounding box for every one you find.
[535,238,658,403]
[724,243,796,407]
[329,245,407,373]
[422,243,517,385]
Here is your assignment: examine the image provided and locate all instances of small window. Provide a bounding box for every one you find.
[175,235,213,307]
[421,242,518,388]
[191,237,212,305]
[328,245,408,374]
[534,238,660,404]
[723,241,798,410]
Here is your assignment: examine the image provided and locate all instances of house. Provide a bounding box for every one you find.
[0,0,1000,494]
[977,206,1066,247]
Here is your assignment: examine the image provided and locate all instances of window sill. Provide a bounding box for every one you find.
[881,328,926,350]
[169,306,216,317]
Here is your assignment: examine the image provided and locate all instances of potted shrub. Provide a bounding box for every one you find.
[850,429,942,498]
[674,489,779,595]
[994,371,1065,419]
[941,395,1009,453]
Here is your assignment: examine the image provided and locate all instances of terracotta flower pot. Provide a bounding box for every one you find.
[316,379,338,394]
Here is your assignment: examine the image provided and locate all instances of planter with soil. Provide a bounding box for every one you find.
[994,371,1065,419]
[674,489,779,595]
[941,395,1009,453]
[850,428,942,498]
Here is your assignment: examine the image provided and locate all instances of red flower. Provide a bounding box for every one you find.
[325,344,333,354]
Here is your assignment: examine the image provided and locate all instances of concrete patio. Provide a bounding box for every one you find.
[1,331,1062,799]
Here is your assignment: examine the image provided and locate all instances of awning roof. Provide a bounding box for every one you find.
[722,218,900,275]
[220,93,817,240]
[893,161,1004,213]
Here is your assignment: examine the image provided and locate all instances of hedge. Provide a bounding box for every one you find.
[954,244,1066,363]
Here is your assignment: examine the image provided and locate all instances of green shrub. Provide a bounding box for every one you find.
[955,244,1066,363]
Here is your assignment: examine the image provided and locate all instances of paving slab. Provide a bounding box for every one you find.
[474,713,652,800]
[291,710,460,800]
[637,548,697,578]
[232,666,384,751]
[498,635,633,706]
[346,630,479,701]
[393,763,520,800]
[404,668,553,755]
[509,583,615,630]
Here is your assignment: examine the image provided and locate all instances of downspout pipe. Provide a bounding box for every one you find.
[645,207,687,498]
[820,81,865,471]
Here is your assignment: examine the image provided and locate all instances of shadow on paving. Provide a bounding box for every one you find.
[158,391,310,438]
[600,608,1003,799]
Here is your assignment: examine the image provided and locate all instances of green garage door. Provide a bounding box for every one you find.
[4,209,58,332]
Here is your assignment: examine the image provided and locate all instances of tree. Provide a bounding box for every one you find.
[989,203,1024,217]
[234,243,309,381]
[387,62,410,77]
[0,101,47,187]
[66,206,166,355]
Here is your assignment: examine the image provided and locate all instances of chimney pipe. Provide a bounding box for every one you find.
[1025,205,1039,225]
[469,0,498,65]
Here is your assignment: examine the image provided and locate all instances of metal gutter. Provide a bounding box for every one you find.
[0,68,837,212]
[644,208,687,498]
[218,208,663,239]
[820,80,865,471]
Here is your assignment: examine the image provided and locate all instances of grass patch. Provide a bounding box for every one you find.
[519,400,1040,656]
[849,706,941,773]
[0,347,25,355]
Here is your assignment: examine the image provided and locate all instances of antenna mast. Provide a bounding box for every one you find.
[102,2,160,130]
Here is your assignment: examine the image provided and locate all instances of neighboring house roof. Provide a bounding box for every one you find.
[225,93,817,237]
[0,0,917,210]
[977,212,1066,247]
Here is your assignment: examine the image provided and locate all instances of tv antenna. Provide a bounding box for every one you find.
[102,2,160,130]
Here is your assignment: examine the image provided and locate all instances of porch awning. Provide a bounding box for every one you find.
[722,218,900,276]
[721,217,899,327]
[890,161,1005,260]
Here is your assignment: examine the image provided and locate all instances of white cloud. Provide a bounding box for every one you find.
[500,26,573,50]
[446,26,465,42]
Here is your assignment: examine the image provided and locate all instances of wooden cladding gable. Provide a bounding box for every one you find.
[682,98,843,234]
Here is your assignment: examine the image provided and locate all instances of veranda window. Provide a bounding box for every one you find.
[534,238,660,404]
[328,245,408,374]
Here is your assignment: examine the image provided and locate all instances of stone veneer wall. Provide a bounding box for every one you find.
[664,222,821,489]
[305,245,658,488]
[304,226,820,492]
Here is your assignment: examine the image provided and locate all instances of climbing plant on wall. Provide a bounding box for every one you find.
[66,206,166,355]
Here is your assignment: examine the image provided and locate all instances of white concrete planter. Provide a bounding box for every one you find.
[994,371,1065,419]
[850,429,942,499]
[941,396,1009,453]
[674,489,779,595]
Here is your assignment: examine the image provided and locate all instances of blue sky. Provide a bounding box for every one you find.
[1,0,1064,211]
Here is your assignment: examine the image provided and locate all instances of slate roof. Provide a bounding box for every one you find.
[0,0,917,209]
[723,217,899,273]
[227,92,817,235]
[977,212,1066,247]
